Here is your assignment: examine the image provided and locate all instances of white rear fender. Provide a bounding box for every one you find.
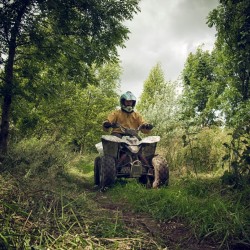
[95,135,122,157]
[95,142,104,155]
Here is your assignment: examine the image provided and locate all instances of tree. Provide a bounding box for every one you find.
[137,63,166,113]
[207,0,250,124]
[137,63,180,137]
[0,0,140,156]
[181,46,219,127]
[14,62,121,152]
[207,0,250,185]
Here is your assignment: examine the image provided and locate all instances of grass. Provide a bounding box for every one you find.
[0,172,140,249]
[0,152,163,250]
[1,135,250,249]
[108,176,250,249]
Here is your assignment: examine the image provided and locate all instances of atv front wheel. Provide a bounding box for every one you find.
[138,174,154,188]
[94,156,101,185]
[99,155,116,189]
[152,155,169,188]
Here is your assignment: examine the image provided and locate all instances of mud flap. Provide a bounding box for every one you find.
[152,155,169,188]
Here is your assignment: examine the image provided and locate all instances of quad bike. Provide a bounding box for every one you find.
[94,124,169,190]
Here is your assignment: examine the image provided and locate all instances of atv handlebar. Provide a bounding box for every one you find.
[103,122,153,136]
[113,123,154,131]
[112,123,154,139]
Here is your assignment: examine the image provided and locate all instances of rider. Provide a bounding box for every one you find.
[102,91,153,137]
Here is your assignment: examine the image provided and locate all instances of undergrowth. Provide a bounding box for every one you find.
[0,136,163,249]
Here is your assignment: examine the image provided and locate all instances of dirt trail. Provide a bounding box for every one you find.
[91,190,218,250]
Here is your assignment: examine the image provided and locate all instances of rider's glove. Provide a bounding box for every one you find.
[111,123,119,128]
[103,121,112,128]
[103,122,118,129]
[141,123,154,130]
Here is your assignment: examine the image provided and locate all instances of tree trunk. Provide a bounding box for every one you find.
[0,47,14,157]
[0,1,29,158]
[0,95,12,155]
[0,44,15,157]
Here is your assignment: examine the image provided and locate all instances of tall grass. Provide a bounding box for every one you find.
[159,126,231,174]
[0,136,164,249]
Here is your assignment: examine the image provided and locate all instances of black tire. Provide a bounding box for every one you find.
[99,155,116,189]
[138,175,154,188]
[138,175,147,184]
[152,155,169,188]
[94,156,101,185]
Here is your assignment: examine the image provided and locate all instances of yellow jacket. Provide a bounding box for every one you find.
[103,109,150,134]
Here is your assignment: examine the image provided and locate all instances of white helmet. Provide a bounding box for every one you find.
[120,91,136,113]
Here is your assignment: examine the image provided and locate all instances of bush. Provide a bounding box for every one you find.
[159,127,230,174]
[1,136,72,178]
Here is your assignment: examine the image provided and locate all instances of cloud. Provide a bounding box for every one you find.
[118,0,219,98]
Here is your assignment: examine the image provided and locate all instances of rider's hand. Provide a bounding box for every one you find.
[141,123,154,130]
[103,122,118,129]
[103,121,112,128]
[111,123,119,128]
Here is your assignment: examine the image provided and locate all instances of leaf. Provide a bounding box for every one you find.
[241,139,248,144]
[231,161,239,170]
[222,154,230,161]
[223,143,230,149]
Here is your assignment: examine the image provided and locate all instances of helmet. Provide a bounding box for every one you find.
[120,91,136,113]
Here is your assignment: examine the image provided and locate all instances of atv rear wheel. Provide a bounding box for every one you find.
[152,155,169,188]
[99,155,116,189]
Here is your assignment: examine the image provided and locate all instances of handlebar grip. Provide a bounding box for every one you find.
[111,123,119,128]
[141,124,154,130]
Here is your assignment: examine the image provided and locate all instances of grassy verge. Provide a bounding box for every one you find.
[108,176,250,249]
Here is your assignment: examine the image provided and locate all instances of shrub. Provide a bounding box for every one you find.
[1,136,72,178]
[159,127,230,174]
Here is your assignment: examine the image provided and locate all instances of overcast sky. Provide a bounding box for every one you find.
[118,0,219,98]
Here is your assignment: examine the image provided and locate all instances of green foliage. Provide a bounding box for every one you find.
[221,124,250,188]
[0,0,140,64]
[181,46,220,126]
[137,63,181,141]
[181,0,250,127]
[3,135,72,178]
[137,63,166,112]
[0,0,140,155]
[181,127,229,174]
[207,0,250,123]
[159,127,230,175]
[11,62,121,152]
